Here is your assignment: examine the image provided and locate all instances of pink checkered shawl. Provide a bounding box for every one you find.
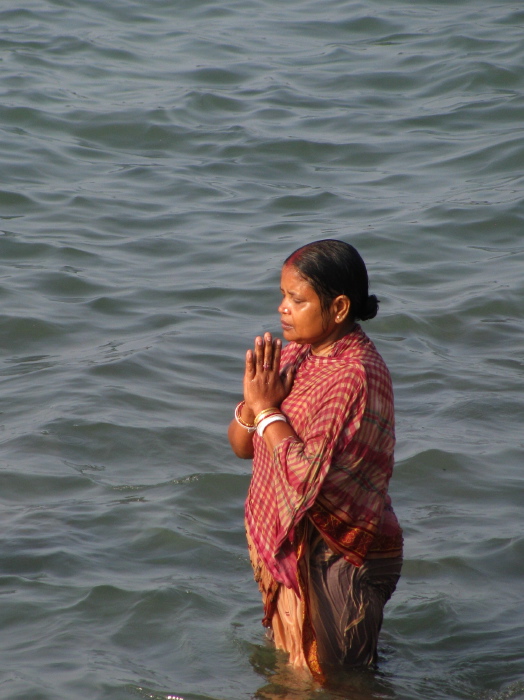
[245,325,401,595]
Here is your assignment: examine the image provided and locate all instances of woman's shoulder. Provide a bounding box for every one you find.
[335,331,392,384]
[342,340,393,394]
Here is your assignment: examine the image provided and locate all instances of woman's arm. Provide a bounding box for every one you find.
[228,403,255,459]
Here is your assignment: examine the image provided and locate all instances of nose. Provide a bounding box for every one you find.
[278,299,288,314]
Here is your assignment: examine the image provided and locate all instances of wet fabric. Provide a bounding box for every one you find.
[244,325,403,678]
[247,523,402,680]
[306,537,402,670]
[245,325,402,595]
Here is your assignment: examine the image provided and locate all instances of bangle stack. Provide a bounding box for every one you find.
[254,407,288,437]
[234,401,256,433]
[235,403,288,437]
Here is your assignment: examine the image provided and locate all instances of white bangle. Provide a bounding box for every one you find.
[256,413,287,437]
[235,401,256,433]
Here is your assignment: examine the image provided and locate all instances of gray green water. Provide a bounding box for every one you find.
[0,1,523,698]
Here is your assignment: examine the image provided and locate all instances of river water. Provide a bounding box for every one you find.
[0,1,523,699]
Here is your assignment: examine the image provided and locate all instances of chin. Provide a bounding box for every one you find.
[285,333,306,345]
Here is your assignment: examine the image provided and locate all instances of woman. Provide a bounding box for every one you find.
[228,239,403,682]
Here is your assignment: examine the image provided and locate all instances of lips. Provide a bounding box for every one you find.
[281,320,293,331]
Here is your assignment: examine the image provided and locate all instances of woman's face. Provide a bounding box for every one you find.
[278,264,347,353]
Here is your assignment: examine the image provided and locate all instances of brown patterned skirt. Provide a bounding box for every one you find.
[246,522,402,682]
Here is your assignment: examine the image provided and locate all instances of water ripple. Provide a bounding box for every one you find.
[0,1,523,698]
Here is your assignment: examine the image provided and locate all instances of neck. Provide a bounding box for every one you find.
[310,321,356,356]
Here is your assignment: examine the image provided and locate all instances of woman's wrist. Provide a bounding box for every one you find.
[239,402,255,423]
[235,401,256,433]
[256,412,287,437]
[248,401,280,418]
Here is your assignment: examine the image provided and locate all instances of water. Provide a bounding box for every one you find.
[0,1,523,698]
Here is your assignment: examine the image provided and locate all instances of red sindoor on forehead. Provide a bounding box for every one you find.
[284,250,303,267]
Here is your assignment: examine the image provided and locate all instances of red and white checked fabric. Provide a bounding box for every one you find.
[245,325,403,595]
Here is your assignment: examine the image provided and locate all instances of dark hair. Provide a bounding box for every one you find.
[284,239,379,321]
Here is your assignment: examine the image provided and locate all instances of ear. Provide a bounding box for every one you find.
[331,295,351,323]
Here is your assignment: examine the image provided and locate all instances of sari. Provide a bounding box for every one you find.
[244,326,403,679]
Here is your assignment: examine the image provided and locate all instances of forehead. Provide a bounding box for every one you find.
[280,264,315,293]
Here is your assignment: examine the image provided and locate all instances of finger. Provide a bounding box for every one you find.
[245,349,255,380]
[254,336,264,371]
[273,337,282,373]
[280,362,291,381]
[263,333,273,371]
[282,364,295,394]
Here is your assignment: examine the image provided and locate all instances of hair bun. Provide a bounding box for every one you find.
[361,294,379,321]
